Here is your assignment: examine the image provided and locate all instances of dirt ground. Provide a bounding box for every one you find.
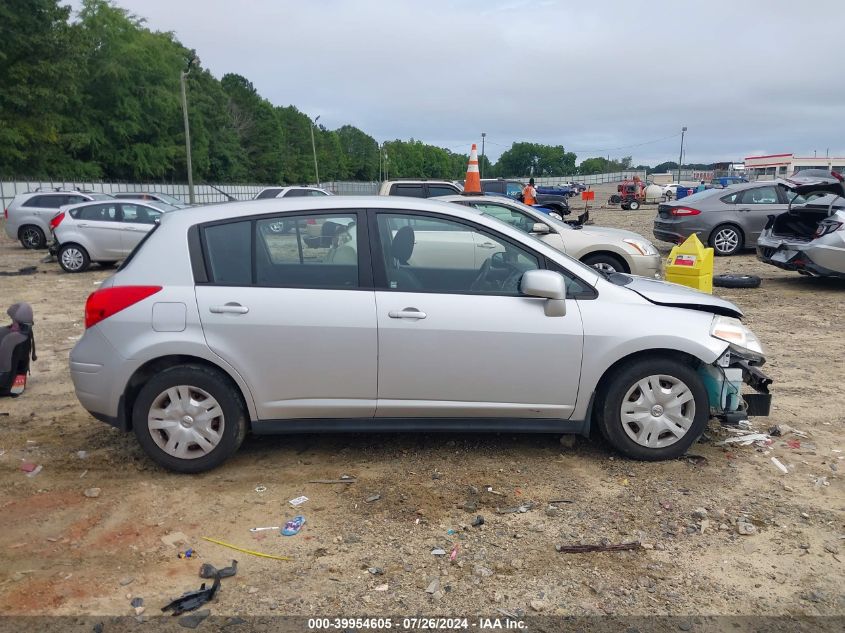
[0,185,843,623]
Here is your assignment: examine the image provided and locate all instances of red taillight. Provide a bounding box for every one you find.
[84,286,162,329]
[671,207,701,216]
[50,212,65,230]
[306,219,316,225]
[831,170,844,182]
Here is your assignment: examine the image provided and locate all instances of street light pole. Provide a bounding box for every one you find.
[481,132,486,179]
[677,126,687,185]
[310,115,321,186]
[179,54,199,205]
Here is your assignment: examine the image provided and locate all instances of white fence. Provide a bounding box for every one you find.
[527,171,646,186]
[0,180,380,209]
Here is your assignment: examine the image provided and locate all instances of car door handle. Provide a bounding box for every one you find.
[478,242,498,248]
[210,303,249,314]
[78,223,89,227]
[388,308,426,319]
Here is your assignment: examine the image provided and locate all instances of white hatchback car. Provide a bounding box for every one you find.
[50,199,177,272]
[69,196,772,473]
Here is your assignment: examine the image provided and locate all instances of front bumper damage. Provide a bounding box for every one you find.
[700,350,772,425]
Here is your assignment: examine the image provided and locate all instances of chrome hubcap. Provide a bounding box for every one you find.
[593,262,618,273]
[148,385,224,460]
[714,229,739,253]
[61,248,84,270]
[621,374,696,449]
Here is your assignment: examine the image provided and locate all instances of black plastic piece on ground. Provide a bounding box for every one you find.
[720,411,748,425]
[199,560,238,579]
[713,274,762,289]
[161,573,220,616]
[743,393,772,417]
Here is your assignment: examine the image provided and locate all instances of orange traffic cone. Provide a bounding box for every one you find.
[464,143,481,193]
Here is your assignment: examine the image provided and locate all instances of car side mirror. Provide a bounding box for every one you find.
[520,270,566,317]
[531,223,550,234]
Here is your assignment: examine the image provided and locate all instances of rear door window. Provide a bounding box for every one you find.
[390,184,425,197]
[427,185,458,197]
[120,204,161,225]
[255,213,359,288]
[720,191,741,204]
[75,203,119,221]
[741,186,778,204]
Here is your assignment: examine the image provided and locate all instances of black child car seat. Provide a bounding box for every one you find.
[0,303,36,396]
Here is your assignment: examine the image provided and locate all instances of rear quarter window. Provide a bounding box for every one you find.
[202,221,252,285]
[390,184,425,197]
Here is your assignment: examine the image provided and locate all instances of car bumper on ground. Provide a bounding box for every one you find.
[756,235,845,279]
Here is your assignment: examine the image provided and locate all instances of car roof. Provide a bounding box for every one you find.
[62,199,168,211]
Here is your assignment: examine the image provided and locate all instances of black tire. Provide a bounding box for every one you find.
[58,243,91,273]
[98,261,118,268]
[620,203,631,210]
[713,274,761,289]
[19,225,46,250]
[596,357,709,461]
[709,224,744,256]
[582,252,629,274]
[609,194,621,204]
[628,200,641,210]
[132,364,247,473]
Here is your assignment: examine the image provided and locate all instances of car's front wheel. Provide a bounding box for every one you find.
[582,252,628,274]
[132,365,247,473]
[58,243,91,272]
[596,357,709,460]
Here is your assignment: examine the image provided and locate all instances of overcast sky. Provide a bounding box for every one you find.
[69,0,845,165]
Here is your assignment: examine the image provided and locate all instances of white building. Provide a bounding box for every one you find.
[744,153,845,179]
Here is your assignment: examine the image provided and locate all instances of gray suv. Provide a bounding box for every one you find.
[4,190,114,249]
[70,196,771,472]
[653,182,795,255]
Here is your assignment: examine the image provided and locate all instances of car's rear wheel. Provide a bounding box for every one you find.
[58,243,91,272]
[582,252,628,274]
[132,365,247,473]
[710,224,743,256]
[19,225,46,250]
[596,357,709,460]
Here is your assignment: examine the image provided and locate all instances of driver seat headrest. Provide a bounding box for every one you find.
[391,226,415,265]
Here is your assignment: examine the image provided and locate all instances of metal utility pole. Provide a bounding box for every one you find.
[180,54,200,204]
[481,132,486,179]
[310,115,321,186]
[676,126,687,184]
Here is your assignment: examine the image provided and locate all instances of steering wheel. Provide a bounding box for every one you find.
[470,252,521,292]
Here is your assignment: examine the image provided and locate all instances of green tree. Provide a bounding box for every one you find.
[0,0,88,177]
[495,143,576,177]
[336,125,378,180]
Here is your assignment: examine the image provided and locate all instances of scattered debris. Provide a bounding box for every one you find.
[20,462,38,473]
[288,495,308,507]
[496,503,533,514]
[83,487,101,498]
[484,486,505,496]
[471,516,485,528]
[367,567,383,575]
[771,457,789,474]
[201,536,292,561]
[547,499,574,505]
[814,476,829,487]
[426,578,440,594]
[736,521,756,536]
[161,574,220,616]
[119,576,135,587]
[254,485,267,493]
[374,583,388,591]
[473,565,494,578]
[178,608,211,629]
[76,451,88,459]
[308,477,356,484]
[365,494,381,503]
[249,526,280,533]
[25,465,42,478]
[719,433,770,446]
[691,507,708,520]
[449,544,459,562]
[530,598,550,612]
[178,548,196,559]
[281,515,306,536]
[79,470,88,479]
[161,532,191,548]
[555,541,642,554]
[431,548,446,557]
[199,560,238,579]
[131,597,144,608]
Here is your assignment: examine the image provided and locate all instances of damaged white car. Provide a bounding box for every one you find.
[757,170,845,278]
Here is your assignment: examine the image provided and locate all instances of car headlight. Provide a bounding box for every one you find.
[710,315,764,357]
[623,238,659,256]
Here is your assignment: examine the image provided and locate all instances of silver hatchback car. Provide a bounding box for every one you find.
[70,197,772,472]
[50,199,177,272]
